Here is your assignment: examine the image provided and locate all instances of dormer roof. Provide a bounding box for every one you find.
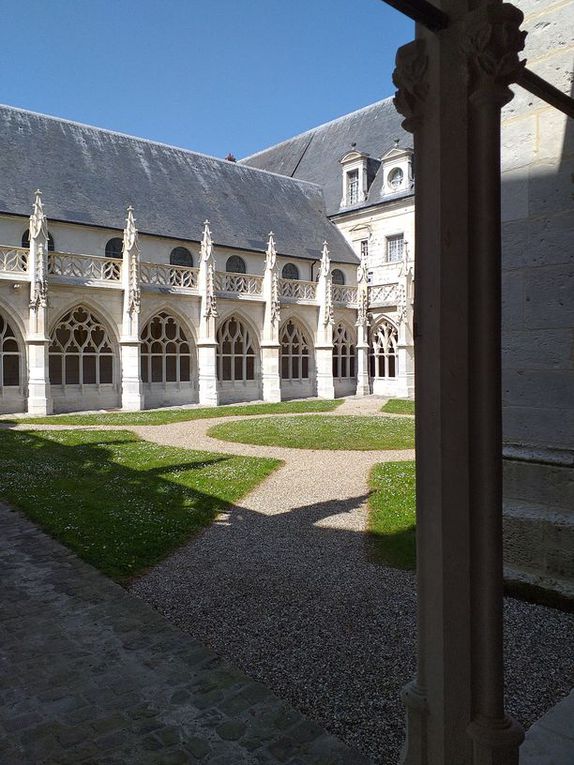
[340,150,370,164]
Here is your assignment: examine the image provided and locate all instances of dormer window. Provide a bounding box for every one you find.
[380,142,414,198]
[339,149,375,208]
[347,170,359,205]
[388,167,404,190]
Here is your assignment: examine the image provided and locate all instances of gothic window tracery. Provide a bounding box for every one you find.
[332,323,356,379]
[280,320,310,380]
[0,315,21,387]
[226,255,246,274]
[22,229,55,252]
[140,313,193,384]
[49,307,115,385]
[281,263,299,280]
[105,238,123,258]
[169,247,193,267]
[217,317,256,382]
[369,320,398,379]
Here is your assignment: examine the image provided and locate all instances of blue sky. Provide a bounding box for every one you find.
[4,0,412,159]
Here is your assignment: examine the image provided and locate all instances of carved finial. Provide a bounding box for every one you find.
[392,39,429,134]
[265,232,277,270]
[29,189,48,242]
[461,3,526,106]
[123,205,139,256]
[320,241,331,277]
[201,220,213,261]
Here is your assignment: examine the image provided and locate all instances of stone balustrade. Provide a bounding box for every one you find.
[48,252,122,285]
[278,277,317,303]
[368,282,399,307]
[0,246,29,277]
[332,284,358,306]
[214,272,264,297]
[140,262,199,291]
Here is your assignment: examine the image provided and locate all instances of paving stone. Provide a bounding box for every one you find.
[0,504,368,765]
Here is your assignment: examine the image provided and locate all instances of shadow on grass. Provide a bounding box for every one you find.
[0,428,278,582]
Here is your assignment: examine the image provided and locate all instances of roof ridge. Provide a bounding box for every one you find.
[240,96,396,162]
[0,102,324,190]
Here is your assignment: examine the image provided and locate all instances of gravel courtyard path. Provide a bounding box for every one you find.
[7,396,574,764]
[125,397,574,764]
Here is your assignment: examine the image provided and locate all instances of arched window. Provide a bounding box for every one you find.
[105,238,123,258]
[282,263,299,280]
[332,268,345,285]
[281,320,310,380]
[217,317,256,381]
[226,255,246,274]
[0,315,21,387]
[49,307,115,385]
[332,323,356,380]
[369,320,398,379]
[141,313,193,384]
[170,247,193,267]
[21,229,55,252]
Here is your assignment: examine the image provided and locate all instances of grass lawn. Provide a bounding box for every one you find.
[368,461,416,569]
[208,414,415,450]
[0,429,279,581]
[6,398,341,426]
[381,398,415,416]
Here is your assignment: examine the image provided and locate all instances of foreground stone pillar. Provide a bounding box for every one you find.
[261,233,282,402]
[395,3,526,763]
[26,191,52,416]
[315,242,335,399]
[355,248,370,396]
[395,258,415,399]
[197,221,219,406]
[120,206,144,411]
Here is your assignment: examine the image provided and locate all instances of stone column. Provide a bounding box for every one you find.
[315,242,335,399]
[355,245,370,396]
[394,3,526,763]
[197,221,219,406]
[395,249,415,399]
[26,190,53,416]
[261,232,282,402]
[120,206,144,411]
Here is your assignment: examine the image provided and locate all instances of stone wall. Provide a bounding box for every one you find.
[501,0,574,597]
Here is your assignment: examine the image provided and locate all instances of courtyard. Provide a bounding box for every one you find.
[1,396,572,764]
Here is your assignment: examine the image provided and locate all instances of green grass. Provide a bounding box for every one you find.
[5,398,342,426]
[0,429,279,581]
[381,398,415,415]
[208,414,415,450]
[368,461,416,569]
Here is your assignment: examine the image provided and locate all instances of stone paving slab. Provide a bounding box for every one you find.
[0,503,371,765]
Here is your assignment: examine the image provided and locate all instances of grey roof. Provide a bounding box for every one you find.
[241,98,412,216]
[0,105,358,264]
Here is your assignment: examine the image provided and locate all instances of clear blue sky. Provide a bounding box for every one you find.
[4,0,412,159]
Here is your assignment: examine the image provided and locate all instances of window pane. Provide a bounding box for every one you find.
[292,356,299,379]
[246,355,254,380]
[389,355,396,378]
[141,355,148,383]
[151,356,163,382]
[222,356,231,381]
[281,356,289,379]
[180,356,190,382]
[3,355,19,386]
[341,357,347,378]
[100,355,113,384]
[65,356,80,385]
[302,357,309,379]
[166,356,177,382]
[49,355,62,385]
[83,355,96,385]
[234,356,243,381]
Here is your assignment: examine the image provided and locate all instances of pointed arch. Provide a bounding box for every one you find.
[0,311,24,389]
[216,314,258,382]
[48,305,118,386]
[140,311,195,384]
[369,317,398,379]
[280,317,312,381]
[332,321,356,380]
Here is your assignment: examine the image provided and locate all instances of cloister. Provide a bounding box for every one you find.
[0,195,414,415]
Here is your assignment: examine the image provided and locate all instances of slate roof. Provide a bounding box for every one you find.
[0,105,357,264]
[240,97,412,217]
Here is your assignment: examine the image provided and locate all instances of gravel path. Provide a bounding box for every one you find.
[8,396,574,763]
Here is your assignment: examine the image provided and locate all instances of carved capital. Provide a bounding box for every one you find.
[461,3,526,107]
[393,40,429,134]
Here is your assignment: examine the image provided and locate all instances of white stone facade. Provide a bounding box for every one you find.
[0,200,414,414]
